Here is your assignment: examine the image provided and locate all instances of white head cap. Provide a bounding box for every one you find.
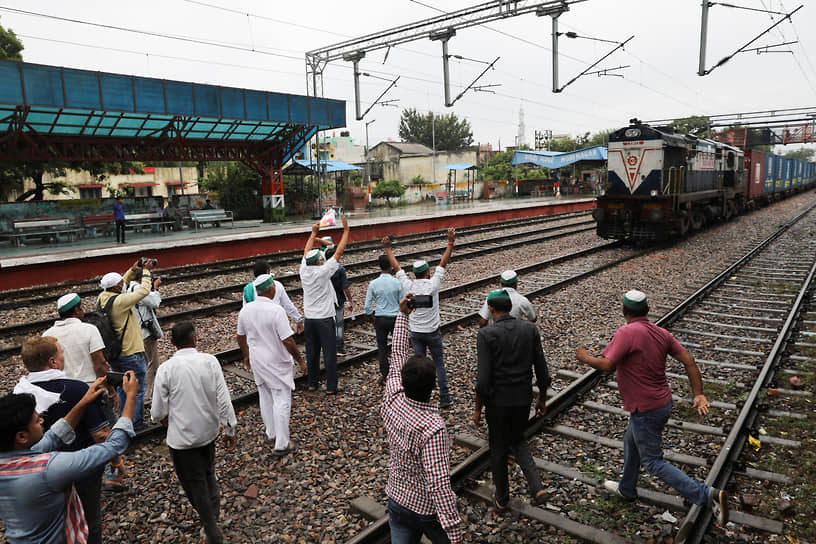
[56,293,81,313]
[253,273,274,291]
[100,272,123,289]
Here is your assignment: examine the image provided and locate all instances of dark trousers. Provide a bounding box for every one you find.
[115,219,126,243]
[170,442,223,544]
[486,403,543,505]
[387,498,450,544]
[410,329,450,402]
[75,473,103,544]
[374,315,397,378]
[305,317,338,391]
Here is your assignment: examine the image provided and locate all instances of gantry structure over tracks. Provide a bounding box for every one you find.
[0,60,346,220]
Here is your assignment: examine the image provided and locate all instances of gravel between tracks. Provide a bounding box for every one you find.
[2,194,814,543]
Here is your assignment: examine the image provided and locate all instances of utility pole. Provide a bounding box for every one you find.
[432,112,437,186]
[177,161,185,196]
[365,118,375,210]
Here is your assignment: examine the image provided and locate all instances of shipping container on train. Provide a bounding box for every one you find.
[593,119,816,243]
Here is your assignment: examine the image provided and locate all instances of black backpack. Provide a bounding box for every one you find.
[85,295,129,362]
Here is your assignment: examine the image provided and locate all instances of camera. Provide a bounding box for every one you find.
[138,257,158,267]
[106,371,126,387]
[406,294,434,309]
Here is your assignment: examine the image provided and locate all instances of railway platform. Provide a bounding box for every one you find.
[0,195,594,290]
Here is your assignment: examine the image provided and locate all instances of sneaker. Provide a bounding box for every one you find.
[603,480,636,502]
[711,488,729,525]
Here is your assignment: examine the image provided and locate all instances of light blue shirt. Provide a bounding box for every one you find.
[0,417,134,544]
[364,274,403,317]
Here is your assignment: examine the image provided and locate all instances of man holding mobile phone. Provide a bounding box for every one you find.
[383,228,456,409]
[10,336,138,544]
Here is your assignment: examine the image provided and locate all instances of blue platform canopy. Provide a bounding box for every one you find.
[287,159,362,174]
[441,163,478,171]
[0,60,345,142]
[511,146,608,169]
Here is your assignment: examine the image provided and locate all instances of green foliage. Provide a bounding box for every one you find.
[398,109,473,151]
[671,115,711,137]
[784,148,815,161]
[371,179,406,202]
[200,162,262,219]
[409,174,427,185]
[0,17,23,61]
[477,150,554,181]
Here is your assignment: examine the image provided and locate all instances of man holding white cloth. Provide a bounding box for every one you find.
[237,274,307,456]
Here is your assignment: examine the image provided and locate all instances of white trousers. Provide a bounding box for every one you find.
[257,383,292,451]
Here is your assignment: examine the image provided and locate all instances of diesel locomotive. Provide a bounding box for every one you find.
[593,119,816,242]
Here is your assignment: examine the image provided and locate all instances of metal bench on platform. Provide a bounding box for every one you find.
[125,212,174,234]
[11,218,81,246]
[189,209,234,231]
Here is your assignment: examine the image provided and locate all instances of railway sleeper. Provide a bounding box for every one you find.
[455,434,785,534]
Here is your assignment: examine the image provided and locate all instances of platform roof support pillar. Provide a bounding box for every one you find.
[262,161,286,223]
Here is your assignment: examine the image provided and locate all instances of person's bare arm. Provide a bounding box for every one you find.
[438,228,455,268]
[282,336,307,375]
[304,223,320,256]
[382,236,401,273]
[90,350,110,378]
[478,317,489,328]
[575,347,616,372]
[676,349,710,415]
[237,334,250,369]
[332,215,351,261]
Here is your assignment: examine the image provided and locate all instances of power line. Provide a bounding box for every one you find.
[0,5,304,61]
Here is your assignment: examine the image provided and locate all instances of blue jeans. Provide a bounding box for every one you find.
[619,400,710,506]
[388,498,450,544]
[113,352,147,430]
[410,329,450,402]
[305,317,338,391]
[334,305,346,353]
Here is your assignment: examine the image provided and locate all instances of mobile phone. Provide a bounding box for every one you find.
[106,371,126,387]
[407,294,434,309]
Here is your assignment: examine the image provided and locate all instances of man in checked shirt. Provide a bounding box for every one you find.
[381,294,462,544]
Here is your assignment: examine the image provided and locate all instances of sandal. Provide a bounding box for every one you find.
[494,495,508,512]
[534,489,547,505]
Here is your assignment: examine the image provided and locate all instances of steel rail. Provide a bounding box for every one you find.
[676,210,816,542]
[0,212,590,309]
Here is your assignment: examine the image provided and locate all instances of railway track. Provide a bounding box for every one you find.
[0,214,596,359]
[343,201,816,543]
[130,239,649,445]
[0,211,592,310]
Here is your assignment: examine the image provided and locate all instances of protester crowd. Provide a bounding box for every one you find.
[0,214,728,544]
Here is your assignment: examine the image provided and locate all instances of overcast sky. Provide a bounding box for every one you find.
[2,0,815,151]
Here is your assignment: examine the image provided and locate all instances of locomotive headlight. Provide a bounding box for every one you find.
[624,128,641,138]
[650,190,658,197]
[599,189,606,196]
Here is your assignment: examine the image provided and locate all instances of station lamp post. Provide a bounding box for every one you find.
[365,118,375,210]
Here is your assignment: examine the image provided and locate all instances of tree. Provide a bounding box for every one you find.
[784,148,815,161]
[199,162,262,219]
[0,17,23,61]
[671,115,711,137]
[398,109,473,151]
[371,179,406,204]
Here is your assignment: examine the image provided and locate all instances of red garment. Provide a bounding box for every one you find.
[602,317,684,413]
[381,314,462,543]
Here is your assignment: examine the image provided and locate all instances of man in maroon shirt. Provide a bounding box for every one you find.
[575,290,729,525]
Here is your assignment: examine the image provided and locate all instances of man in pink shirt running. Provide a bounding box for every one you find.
[576,290,729,526]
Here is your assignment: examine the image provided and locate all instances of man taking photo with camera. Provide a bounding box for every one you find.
[97,258,155,431]
[383,228,455,409]
[126,269,163,403]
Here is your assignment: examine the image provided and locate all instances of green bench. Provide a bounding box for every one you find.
[189,209,234,231]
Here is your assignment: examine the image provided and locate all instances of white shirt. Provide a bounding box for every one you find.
[242,280,303,322]
[299,257,340,319]
[237,297,297,390]
[396,266,445,333]
[151,347,237,450]
[42,318,106,383]
[478,287,538,324]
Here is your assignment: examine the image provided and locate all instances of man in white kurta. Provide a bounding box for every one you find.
[237,274,307,454]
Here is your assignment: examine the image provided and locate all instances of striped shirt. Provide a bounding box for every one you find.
[381,314,462,543]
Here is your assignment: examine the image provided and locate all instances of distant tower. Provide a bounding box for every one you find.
[517,106,527,149]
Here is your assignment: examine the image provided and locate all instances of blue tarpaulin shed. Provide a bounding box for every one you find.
[511,146,608,169]
[290,160,363,173]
